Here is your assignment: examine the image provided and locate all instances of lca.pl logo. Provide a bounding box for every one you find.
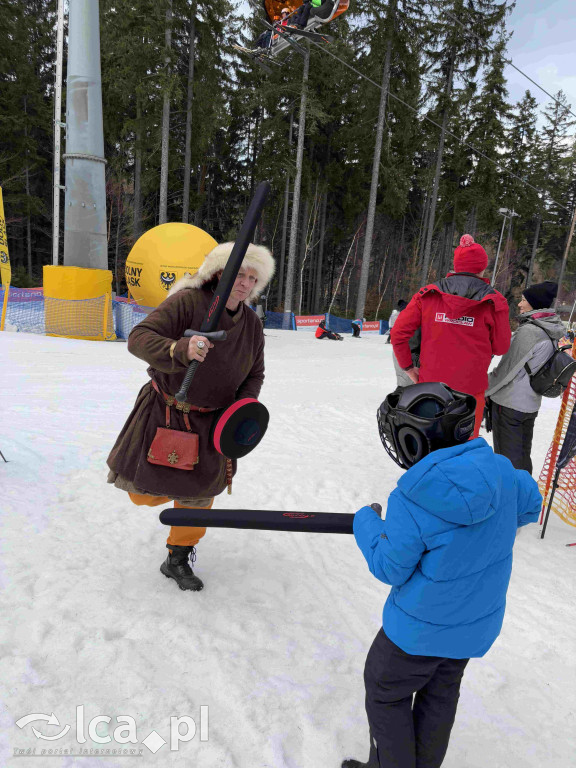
[13,705,209,757]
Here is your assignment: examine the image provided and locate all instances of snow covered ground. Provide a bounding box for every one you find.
[1,330,575,768]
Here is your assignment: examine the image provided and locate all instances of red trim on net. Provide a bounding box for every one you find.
[213,398,259,455]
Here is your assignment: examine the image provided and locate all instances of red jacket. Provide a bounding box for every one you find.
[391,273,511,395]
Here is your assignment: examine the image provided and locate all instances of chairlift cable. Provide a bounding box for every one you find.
[438,4,576,123]
[304,38,571,214]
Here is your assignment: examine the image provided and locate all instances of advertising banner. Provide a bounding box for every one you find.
[295,314,325,330]
[361,320,381,333]
[0,187,11,331]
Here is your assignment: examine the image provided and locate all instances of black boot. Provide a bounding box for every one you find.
[160,545,204,591]
[342,736,379,768]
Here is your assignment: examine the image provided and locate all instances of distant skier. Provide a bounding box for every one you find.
[316,318,342,340]
[342,382,541,768]
[291,0,320,28]
[255,7,290,49]
[391,235,511,437]
[351,317,365,338]
[386,299,406,344]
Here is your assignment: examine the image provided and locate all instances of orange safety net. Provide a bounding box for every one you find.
[538,341,576,528]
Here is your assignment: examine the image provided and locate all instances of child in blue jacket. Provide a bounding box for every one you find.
[343,383,542,768]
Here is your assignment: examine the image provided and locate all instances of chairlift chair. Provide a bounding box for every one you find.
[252,1,349,57]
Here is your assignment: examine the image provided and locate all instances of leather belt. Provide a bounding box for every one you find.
[151,380,216,414]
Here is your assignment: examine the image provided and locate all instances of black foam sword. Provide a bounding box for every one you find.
[159,504,383,535]
[175,181,271,403]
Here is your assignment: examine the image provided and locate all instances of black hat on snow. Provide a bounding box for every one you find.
[522,281,558,310]
[377,382,476,469]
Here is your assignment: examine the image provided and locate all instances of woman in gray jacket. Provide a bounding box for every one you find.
[486,281,565,473]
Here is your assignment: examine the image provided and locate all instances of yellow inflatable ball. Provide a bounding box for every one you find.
[125,223,217,307]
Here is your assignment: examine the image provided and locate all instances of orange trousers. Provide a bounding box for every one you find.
[128,493,214,549]
[471,393,485,439]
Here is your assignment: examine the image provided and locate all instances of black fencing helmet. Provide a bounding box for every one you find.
[377,382,476,469]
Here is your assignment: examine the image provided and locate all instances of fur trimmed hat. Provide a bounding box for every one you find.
[453,234,488,274]
[168,242,275,303]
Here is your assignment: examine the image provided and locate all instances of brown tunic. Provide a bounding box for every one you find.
[107,285,265,500]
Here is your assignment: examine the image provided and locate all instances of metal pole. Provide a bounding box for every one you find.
[526,214,541,288]
[540,468,560,539]
[63,0,108,268]
[567,296,576,327]
[554,204,576,310]
[491,214,508,285]
[283,45,310,313]
[52,0,65,266]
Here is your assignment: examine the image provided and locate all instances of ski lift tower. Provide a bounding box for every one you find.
[63,0,107,268]
[491,207,519,286]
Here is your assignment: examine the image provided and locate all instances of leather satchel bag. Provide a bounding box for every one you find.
[147,381,200,470]
[147,427,199,470]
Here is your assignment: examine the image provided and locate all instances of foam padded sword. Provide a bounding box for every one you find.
[175,181,271,403]
[159,503,383,534]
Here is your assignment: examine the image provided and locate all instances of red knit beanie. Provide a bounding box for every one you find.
[453,234,488,274]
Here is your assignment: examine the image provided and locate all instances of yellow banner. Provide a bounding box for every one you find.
[0,187,11,331]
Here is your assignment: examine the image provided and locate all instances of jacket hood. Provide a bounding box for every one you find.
[167,242,275,303]
[519,309,565,341]
[424,273,509,316]
[397,438,501,526]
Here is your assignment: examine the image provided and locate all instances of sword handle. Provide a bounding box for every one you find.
[175,360,200,403]
[183,329,227,341]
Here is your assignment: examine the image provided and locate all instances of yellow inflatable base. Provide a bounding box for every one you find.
[125,223,217,307]
[43,265,116,341]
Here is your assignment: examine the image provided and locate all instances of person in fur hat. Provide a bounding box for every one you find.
[107,242,275,592]
[391,235,512,437]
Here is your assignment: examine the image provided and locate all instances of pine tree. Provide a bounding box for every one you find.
[466,29,511,232]
[503,90,541,289]
[419,0,508,283]
[0,0,55,277]
[352,0,425,318]
[537,91,576,276]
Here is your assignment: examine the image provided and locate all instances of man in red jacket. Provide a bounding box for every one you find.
[391,235,511,437]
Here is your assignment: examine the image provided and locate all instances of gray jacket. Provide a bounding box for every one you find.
[388,309,400,330]
[486,309,566,413]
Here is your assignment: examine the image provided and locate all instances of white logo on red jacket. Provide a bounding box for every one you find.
[435,312,474,326]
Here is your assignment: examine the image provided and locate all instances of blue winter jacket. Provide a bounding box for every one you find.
[353,438,541,659]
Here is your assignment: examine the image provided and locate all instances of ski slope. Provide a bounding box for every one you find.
[1,330,575,768]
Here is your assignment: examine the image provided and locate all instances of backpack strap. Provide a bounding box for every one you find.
[523,320,558,377]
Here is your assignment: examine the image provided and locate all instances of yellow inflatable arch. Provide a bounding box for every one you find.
[125,223,217,307]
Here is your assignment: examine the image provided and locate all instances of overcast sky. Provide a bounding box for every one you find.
[237,2,576,114]
[505,0,576,112]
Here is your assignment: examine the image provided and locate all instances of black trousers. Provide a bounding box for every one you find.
[256,30,271,48]
[363,629,469,768]
[293,2,312,26]
[491,402,538,474]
